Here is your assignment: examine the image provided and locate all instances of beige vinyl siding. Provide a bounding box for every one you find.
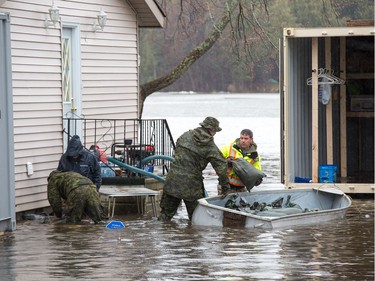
[1,0,143,212]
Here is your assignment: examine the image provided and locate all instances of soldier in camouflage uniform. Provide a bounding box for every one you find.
[159,116,230,221]
[47,170,107,224]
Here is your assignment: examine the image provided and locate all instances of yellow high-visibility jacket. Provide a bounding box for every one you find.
[221,139,262,187]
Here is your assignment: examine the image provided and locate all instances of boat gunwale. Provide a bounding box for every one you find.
[198,188,352,222]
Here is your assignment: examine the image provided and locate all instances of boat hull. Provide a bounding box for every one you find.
[192,187,352,229]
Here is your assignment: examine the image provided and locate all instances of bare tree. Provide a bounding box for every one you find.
[139,0,348,116]
[139,0,240,116]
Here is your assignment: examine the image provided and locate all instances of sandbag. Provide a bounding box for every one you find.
[231,158,266,191]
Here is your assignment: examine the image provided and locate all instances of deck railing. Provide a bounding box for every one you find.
[63,118,175,176]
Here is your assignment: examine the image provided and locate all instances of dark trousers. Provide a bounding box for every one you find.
[159,192,201,221]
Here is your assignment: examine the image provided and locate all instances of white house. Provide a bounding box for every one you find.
[0,0,165,232]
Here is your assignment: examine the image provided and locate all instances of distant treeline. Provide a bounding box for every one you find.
[140,0,372,93]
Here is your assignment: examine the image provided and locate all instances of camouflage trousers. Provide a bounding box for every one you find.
[65,185,107,224]
[159,191,203,221]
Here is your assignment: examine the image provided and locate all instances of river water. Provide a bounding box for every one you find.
[1,92,373,281]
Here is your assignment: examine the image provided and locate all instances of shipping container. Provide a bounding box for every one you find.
[281,23,374,194]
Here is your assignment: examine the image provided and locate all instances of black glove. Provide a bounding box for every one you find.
[250,152,258,160]
[220,192,229,200]
[220,185,230,199]
[255,178,263,186]
[226,157,234,167]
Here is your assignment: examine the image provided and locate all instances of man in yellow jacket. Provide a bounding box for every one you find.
[219,129,262,194]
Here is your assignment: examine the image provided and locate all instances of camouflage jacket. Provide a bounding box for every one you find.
[163,127,229,201]
[47,170,97,217]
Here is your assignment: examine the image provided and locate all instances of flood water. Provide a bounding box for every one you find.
[1,92,374,281]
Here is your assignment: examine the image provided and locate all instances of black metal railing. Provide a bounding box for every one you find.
[63,118,175,176]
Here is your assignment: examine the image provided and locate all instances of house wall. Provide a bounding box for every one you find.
[0,0,141,213]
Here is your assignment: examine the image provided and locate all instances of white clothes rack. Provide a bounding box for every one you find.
[307,68,345,85]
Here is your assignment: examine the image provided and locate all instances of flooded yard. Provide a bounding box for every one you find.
[1,198,373,280]
[1,92,373,280]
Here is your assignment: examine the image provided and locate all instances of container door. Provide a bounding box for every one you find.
[279,38,285,184]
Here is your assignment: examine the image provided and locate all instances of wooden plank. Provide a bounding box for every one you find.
[340,38,347,178]
[84,87,137,95]
[82,73,137,81]
[83,106,138,116]
[14,125,63,136]
[286,183,375,194]
[12,80,61,88]
[311,37,319,183]
[14,133,63,145]
[11,29,61,43]
[82,67,137,75]
[12,73,61,81]
[347,112,374,118]
[15,154,61,166]
[82,52,135,60]
[14,160,58,174]
[84,110,138,119]
[12,48,57,58]
[11,40,61,51]
[15,199,50,213]
[12,56,61,66]
[346,73,374,79]
[325,38,333,164]
[12,64,61,73]
[15,184,49,197]
[82,59,137,67]
[13,110,61,119]
[13,103,61,111]
[82,79,137,87]
[346,20,375,27]
[282,33,290,185]
[81,45,136,54]
[284,26,375,38]
[13,117,62,127]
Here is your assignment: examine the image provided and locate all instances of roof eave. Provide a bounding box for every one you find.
[128,0,165,28]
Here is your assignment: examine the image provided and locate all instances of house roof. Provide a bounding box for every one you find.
[0,0,165,28]
[128,0,165,28]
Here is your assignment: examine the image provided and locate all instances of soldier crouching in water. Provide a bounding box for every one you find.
[47,170,108,224]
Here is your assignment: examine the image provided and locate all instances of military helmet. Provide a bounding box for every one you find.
[199,116,222,132]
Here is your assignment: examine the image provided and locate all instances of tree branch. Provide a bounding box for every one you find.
[139,0,239,117]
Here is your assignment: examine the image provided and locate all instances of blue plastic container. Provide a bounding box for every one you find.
[143,163,154,173]
[295,177,312,183]
[319,164,337,183]
[100,162,116,177]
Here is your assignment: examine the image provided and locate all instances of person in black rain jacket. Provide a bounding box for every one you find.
[57,135,102,191]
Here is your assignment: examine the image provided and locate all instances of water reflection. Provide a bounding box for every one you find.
[0,199,373,280]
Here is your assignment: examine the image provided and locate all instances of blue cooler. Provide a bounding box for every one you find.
[100,162,116,177]
[319,164,337,183]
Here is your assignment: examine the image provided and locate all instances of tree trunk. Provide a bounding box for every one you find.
[139,0,239,117]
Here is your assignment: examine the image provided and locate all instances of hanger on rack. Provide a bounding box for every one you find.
[307,68,345,85]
